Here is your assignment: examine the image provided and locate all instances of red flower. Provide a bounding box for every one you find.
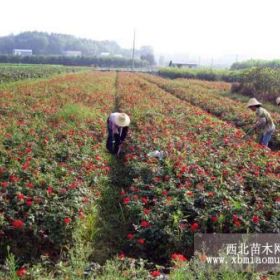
[120,190,126,196]
[22,160,31,170]
[153,176,161,183]
[95,155,102,161]
[233,214,239,222]
[1,181,8,188]
[211,216,218,223]
[150,270,161,278]
[137,238,145,245]
[140,220,151,228]
[252,215,260,224]
[25,147,32,154]
[123,197,130,204]
[9,175,20,183]
[16,267,27,277]
[26,199,33,207]
[234,220,241,227]
[64,217,71,224]
[162,190,168,196]
[12,220,24,229]
[127,233,134,240]
[78,210,85,219]
[118,252,125,260]
[171,253,187,262]
[141,196,148,204]
[190,222,199,232]
[69,181,79,190]
[17,193,25,201]
[47,187,53,194]
[25,182,33,188]
[143,208,151,215]
[186,191,193,197]
[208,192,215,197]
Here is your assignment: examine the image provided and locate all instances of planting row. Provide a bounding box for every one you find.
[140,73,280,149]
[116,72,280,266]
[0,71,115,263]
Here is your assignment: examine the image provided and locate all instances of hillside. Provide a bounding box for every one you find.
[0,31,132,57]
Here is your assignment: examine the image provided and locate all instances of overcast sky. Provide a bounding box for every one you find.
[1,0,280,60]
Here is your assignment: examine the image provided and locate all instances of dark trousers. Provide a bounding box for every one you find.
[106,119,121,154]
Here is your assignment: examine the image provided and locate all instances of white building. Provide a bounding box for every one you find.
[100,52,110,57]
[13,49,33,56]
[169,61,198,69]
[63,51,82,57]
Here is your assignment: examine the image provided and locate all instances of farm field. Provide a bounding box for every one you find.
[0,64,87,83]
[0,70,280,279]
[140,73,280,150]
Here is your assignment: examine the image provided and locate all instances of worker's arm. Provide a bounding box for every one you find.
[254,117,266,129]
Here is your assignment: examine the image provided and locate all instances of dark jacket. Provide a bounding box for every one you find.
[106,117,128,154]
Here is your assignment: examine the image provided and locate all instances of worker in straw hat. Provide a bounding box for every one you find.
[246,98,275,147]
[106,112,130,156]
[276,97,280,106]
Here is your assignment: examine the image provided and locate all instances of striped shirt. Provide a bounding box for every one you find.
[256,107,275,134]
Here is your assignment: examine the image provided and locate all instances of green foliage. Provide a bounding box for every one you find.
[231,59,280,70]
[55,104,101,124]
[4,247,18,280]
[233,67,280,102]
[159,67,242,82]
[0,64,85,83]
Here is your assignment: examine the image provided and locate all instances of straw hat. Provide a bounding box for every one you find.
[115,113,130,127]
[276,97,280,105]
[247,98,262,108]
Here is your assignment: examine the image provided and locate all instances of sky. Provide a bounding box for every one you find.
[1,0,280,61]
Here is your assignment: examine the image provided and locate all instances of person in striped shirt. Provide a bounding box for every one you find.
[247,98,275,147]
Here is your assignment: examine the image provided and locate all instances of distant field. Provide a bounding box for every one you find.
[159,66,280,106]
[0,64,87,83]
[158,67,242,82]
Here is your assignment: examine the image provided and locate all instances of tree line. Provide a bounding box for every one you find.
[0,55,149,68]
[0,31,155,65]
[231,59,280,70]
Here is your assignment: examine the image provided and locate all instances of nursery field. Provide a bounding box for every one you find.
[140,73,280,150]
[0,64,86,83]
[0,70,280,279]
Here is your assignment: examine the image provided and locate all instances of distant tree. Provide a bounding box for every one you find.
[139,45,155,65]
[0,35,15,54]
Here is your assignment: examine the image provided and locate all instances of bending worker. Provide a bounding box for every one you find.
[246,98,275,147]
[106,112,130,156]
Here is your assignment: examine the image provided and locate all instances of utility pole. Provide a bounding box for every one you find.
[131,29,136,71]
